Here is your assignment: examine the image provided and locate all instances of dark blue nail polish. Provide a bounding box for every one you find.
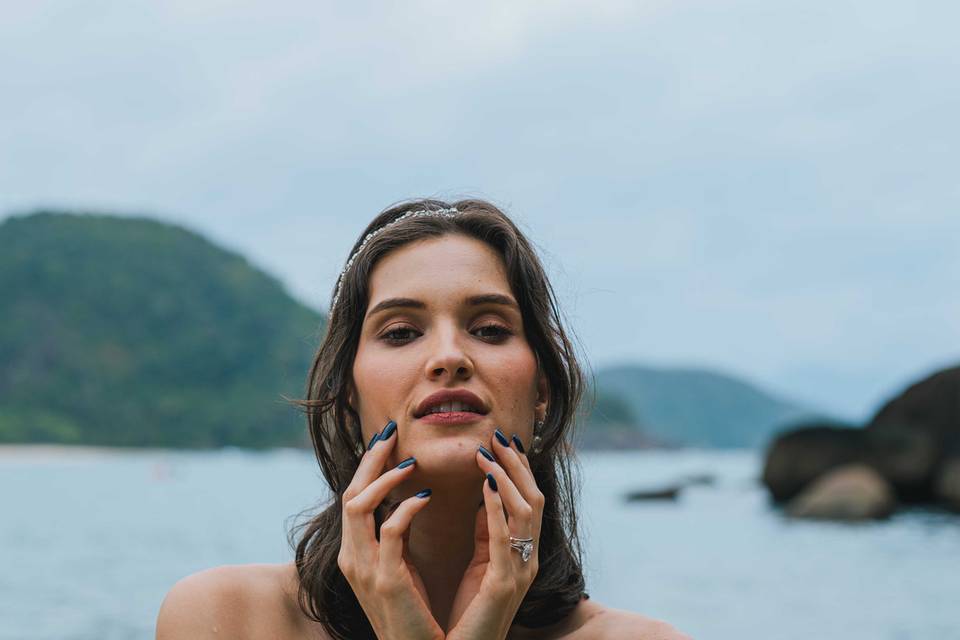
[415,488,432,498]
[511,434,526,453]
[494,428,510,447]
[486,473,498,492]
[397,456,416,469]
[367,432,380,450]
[380,420,397,441]
[478,445,495,462]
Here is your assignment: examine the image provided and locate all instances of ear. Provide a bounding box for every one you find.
[346,381,358,413]
[534,368,549,421]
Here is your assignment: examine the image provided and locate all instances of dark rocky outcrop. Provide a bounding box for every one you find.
[867,365,960,502]
[935,459,960,512]
[762,423,864,502]
[762,365,960,517]
[861,424,939,501]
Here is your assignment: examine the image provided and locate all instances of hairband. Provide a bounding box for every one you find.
[329,207,461,317]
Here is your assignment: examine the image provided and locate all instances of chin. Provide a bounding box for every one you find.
[400,429,490,478]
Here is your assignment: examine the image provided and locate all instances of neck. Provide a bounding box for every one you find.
[404,477,484,631]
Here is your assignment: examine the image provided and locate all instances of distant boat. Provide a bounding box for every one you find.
[624,486,683,501]
[624,473,717,502]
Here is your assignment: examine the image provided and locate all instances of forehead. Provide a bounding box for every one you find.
[367,233,510,303]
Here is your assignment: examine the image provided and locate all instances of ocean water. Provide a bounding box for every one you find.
[1,448,957,639]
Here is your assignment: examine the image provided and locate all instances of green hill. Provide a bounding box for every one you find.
[0,210,826,451]
[0,211,322,448]
[585,364,824,448]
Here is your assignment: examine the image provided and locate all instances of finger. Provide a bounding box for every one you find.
[509,432,533,475]
[347,457,418,516]
[379,489,432,568]
[476,447,532,538]
[492,429,540,507]
[341,420,399,561]
[491,430,543,538]
[344,419,398,500]
[482,473,512,567]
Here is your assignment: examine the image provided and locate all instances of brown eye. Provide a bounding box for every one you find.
[381,326,420,345]
[473,324,512,342]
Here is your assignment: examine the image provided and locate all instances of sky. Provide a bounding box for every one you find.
[2,1,958,423]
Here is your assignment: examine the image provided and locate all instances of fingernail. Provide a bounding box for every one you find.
[380,420,397,441]
[494,428,510,447]
[367,432,380,450]
[478,445,495,462]
[397,456,416,469]
[415,488,432,498]
[511,434,525,453]
[486,472,498,492]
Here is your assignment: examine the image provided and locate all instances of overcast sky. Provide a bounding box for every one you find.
[2,1,958,422]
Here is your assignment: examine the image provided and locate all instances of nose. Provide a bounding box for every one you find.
[423,322,474,381]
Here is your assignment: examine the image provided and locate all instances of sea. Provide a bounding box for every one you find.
[1,447,957,640]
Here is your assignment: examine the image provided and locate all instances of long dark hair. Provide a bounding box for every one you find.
[287,198,589,639]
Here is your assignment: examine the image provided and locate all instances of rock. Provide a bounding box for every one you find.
[761,423,864,503]
[787,464,896,521]
[864,425,939,501]
[866,365,960,501]
[935,459,960,512]
[868,366,960,450]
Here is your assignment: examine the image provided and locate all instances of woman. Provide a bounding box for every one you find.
[157,199,690,639]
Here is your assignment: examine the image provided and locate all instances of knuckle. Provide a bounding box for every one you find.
[337,552,355,576]
[379,521,402,538]
[518,504,534,521]
[373,573,401,597]
[488,575,518,600]
[531,491,545,509]
[344,498,365,517]
[527,560,540,580]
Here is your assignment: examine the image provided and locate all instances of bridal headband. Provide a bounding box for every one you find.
[329,207,461,318]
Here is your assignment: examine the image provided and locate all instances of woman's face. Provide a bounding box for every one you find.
[351,233,548,479]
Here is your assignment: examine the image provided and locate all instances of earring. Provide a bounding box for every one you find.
[532,419,544,454]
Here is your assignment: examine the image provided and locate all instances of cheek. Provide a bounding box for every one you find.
[491,348,539,415]
[352,347,416,417]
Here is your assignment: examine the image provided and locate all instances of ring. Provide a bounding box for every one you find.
[509,536,534,562]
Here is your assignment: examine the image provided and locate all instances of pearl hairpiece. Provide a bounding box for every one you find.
[329,207,461,317]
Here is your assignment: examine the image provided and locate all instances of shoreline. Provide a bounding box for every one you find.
[0,443,315,462]
[0,443,144,461]
[0,442,716,463]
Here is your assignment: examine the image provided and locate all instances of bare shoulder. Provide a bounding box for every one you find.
[565,599,693,640]
[156,563,325,640]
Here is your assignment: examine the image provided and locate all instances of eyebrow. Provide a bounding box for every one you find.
[365,293,519,320]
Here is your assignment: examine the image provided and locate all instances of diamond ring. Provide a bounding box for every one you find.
[509,536,534,562]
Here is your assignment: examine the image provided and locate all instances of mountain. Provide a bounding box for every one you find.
[585,364,823,448]
[0,210,824,451]
[0,210,323,448]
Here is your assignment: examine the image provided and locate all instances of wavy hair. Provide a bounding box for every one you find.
[287,198,589,639]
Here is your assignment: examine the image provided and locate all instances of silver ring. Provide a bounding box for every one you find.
[509,536,534,562]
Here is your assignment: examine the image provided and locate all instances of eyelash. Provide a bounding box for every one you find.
[380,323,513,345]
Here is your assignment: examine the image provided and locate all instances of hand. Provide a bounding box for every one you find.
[446,429,544,640]
[338,420,445,640]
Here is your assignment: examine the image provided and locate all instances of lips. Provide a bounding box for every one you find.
[414,388,489,418]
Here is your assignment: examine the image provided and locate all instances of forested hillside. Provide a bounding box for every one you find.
[0,211,323,448]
